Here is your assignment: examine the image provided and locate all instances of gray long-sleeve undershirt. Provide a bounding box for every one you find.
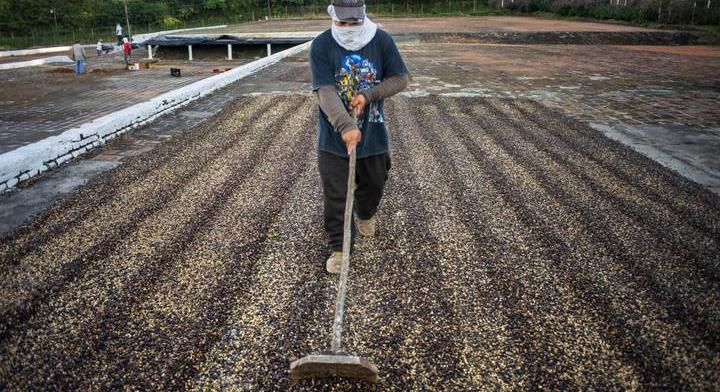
[314,74,409,135]
[361,74,409,103]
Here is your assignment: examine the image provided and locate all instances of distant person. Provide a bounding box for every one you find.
[122,37,132,66]
[96,39,103,57]
[70,40,87,75]
[116,23,123,45]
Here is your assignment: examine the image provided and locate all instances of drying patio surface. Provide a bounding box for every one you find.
[0,50,258,154]
[1,95,718,390]
[399,43,720,128]
[225,39,720,192]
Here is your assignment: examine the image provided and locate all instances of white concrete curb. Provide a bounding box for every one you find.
[0,38,312,193]
[0,55,73,70]
[0,44,98,58]
[0,45,76,58]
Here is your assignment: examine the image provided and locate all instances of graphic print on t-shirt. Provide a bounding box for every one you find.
[335,54,384,128]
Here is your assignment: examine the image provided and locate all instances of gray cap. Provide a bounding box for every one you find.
[332,0,366,21]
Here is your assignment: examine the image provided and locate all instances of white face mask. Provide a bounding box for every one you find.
[334,24,364,46]
[328,5,378,51]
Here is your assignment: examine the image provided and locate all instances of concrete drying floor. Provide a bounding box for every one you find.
[1,95,718,390]
[0,49,257,154]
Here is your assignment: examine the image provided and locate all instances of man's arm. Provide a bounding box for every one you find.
[315,86,362,155]
[314,86,357,135]
[351,74,408,115]
[360,74,408,102]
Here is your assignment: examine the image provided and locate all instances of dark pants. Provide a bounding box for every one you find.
[318,151,391,252]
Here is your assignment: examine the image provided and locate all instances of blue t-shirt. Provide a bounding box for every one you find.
[310,29,408,158]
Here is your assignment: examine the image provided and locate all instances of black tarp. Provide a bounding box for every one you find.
[144,34,311,47]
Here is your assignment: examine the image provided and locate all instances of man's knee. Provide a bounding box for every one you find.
[365,174,387,194]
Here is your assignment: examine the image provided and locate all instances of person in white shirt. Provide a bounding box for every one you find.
[96,39,103,57]
[116,23,123,45]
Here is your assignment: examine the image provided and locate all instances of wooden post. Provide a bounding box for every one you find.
[147,45,153,59]
[267,43,272,57]
[188,45,193,61]
[122,0,132,41]
[227,44,233,60]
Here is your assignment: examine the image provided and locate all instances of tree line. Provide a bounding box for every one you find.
[490,0,718,25]
[0,0,322,34]
[0,0,716,38]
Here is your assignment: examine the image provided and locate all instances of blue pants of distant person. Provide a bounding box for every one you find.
[75,60,85,75]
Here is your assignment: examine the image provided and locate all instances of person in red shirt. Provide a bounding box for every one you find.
[122,37,132,66]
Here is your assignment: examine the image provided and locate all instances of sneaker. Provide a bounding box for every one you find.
[326,251,343,274]
[357,217,376,237]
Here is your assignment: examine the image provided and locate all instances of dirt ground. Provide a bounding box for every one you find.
[0,95,718,390]
[200,16,660,35]
[398,42,720,126]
